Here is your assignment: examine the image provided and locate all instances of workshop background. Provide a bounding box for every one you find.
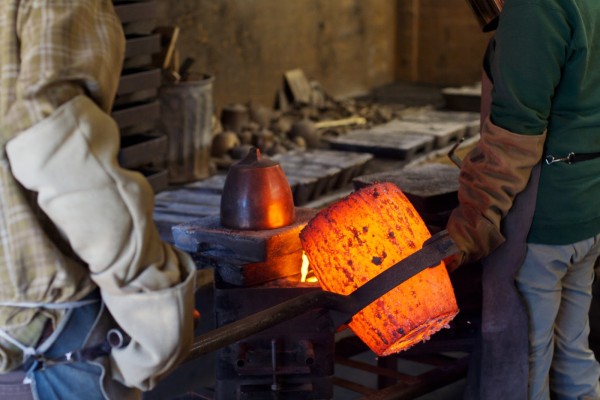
[155,0,491,110]
[111,1,534,400]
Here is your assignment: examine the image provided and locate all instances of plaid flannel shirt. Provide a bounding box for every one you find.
[0,0,124,372]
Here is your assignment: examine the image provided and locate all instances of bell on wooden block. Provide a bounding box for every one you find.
[299,182,458,356]
[220,147,295,230]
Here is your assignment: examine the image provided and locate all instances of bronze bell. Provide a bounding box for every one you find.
[220,147,295,230]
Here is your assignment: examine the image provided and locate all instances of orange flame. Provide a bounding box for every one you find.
[300,252,317,283]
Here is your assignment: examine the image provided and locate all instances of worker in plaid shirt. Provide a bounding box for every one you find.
[0,1,196,399]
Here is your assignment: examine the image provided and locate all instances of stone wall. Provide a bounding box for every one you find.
[396,0,494,85]
[155,0,490,112]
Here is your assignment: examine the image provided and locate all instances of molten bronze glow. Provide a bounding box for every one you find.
[300,182,458,355]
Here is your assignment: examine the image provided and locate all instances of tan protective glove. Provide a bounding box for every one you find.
[6,95,196,390]
[446,116,546,267]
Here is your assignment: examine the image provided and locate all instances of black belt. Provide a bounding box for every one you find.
[545,151,600,165]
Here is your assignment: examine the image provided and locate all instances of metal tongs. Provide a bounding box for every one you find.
[185,230,458,362]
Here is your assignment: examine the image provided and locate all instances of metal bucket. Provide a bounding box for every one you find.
[159,74,214,184]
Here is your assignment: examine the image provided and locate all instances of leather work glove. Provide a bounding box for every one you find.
[446,116,546,268]
[6,95,196,390]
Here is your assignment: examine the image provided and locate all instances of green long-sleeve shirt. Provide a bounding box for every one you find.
[489,0,600,244]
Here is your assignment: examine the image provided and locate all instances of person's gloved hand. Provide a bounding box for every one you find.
[441,252,464,274]
[447,116,546,268]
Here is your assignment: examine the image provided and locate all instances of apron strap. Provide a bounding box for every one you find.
[0,299,99,310]
[0,330,36,359]
[0,295,102,383]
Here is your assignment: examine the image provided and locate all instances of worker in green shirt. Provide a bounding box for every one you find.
[452,0,600,399]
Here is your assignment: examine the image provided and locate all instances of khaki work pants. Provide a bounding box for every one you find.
[516,235,600,400]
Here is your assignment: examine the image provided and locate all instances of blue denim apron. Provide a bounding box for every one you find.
[0,291,135,400]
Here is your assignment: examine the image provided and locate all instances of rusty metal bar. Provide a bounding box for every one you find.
[357,356,470,400]
[332,376,377,396]
[185,289,343,362]
[334,355,419,385]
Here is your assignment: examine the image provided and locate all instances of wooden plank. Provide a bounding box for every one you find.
[112,100,160,130]
[283,69,312,104]
[117,68,161,96]
[114,0,157,23]
[153,26,181,71]
[118,133,166,168]
[171,207,317,262]
[124,33,161,59]
[213,251,304,286]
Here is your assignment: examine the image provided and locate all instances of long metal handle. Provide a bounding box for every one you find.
[185,230,458,362]
[329,230,458,327]
[185,290,344,362]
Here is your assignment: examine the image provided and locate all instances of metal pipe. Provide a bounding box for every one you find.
[184,290,344,362]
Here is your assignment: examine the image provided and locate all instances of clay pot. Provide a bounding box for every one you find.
[251,128,275,151]
[211,131,240,157]
[292,136,307,149]
[238,129,254,145]
[221,104,249,134]
[270,117,293,137]
[288,118,319,148]
[248,101,272,128]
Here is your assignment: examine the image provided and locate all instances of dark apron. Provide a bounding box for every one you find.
[464,163,541,400]
[463,54,541,400]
